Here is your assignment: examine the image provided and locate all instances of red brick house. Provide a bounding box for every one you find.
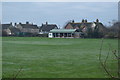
[64,19,107,38]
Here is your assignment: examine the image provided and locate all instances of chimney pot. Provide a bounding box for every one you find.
[19,22,22,24]
[14,23,17,26]
[46,22,48,25]
[26,21,29,24]
[82,19,84,23]
[72,20,74,23]
[96,19,99,22]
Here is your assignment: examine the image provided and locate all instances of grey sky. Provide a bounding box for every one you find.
[2,2,118,27]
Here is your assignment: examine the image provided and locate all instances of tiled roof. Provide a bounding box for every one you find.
[9,27,21,33]
[65,22,106,30]
[20,24,39,29]
[94,22,107,30]
[1,24,12,29]
[40,24,58,32]
[70,22,93,28]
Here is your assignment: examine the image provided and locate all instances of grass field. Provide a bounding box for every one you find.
[2,37,118,78]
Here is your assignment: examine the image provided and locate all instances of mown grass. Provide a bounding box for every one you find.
[2,37,118,78]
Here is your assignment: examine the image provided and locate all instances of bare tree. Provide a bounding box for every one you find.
[99,39,119,78]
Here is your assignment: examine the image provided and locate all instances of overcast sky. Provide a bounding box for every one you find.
[2,2,118,27]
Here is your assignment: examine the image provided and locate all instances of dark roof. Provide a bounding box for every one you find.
[66,22,93,29]
[1,24,12,29]
[65,22,105,29]
[9,27,21,33]
[94,22,107,30]
[40,24,58,32]
[83,23,93,27]
[20,24,39,29]
[70,23,82,27]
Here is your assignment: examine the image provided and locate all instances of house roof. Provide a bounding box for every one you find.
[70,23,82,28]
[9,27,21,33]
[94,22,107,31]
[65,22,106,30]
[94,22,104,26]
[83,23,93,27]
[1,24,12,29]
[50,29,77,33]
[65,22,93,28]
[19,24,39,29]
[40,24,58,32]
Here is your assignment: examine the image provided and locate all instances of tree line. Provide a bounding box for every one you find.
[86,22,119,38]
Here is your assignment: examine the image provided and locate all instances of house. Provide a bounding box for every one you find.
[15,22,39,36]
[1,23,13,36]
[40,22,58,34]
[64,19,107,38]
[64,19,105,31]
[9,27,21,36]
[49,29,82,38]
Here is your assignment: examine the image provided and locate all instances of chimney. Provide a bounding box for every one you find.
[19,22,22,25]
[82,19,84,23]
[72,20,74,23]
[10,22,12,25]
[46,22,48,25]
[14,23,17,26]
[96,19,99,22]
[26,21,29,24]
